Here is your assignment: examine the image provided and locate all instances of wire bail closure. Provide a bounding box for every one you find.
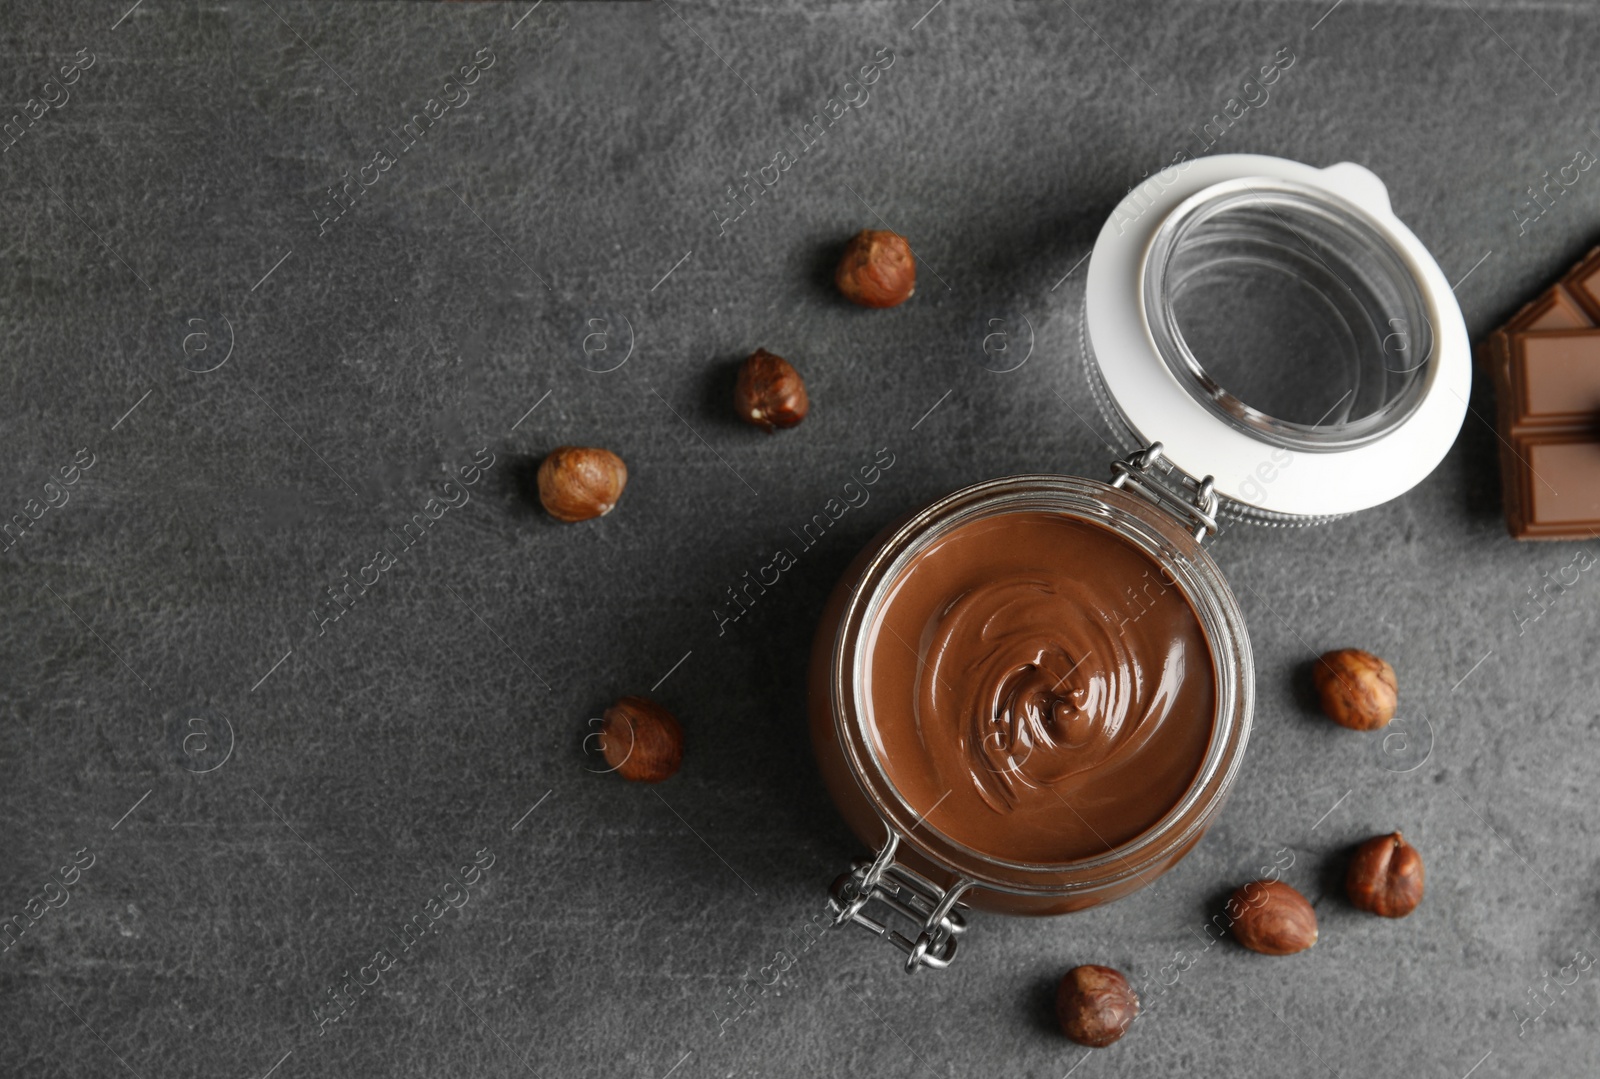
[829,831,974,974]
[1110,442,1219,543]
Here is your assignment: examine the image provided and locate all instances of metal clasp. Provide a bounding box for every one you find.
[1109,442,1219,543]
[829,832,974,974]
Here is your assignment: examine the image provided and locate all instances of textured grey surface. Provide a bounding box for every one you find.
[3,1,1600,1076]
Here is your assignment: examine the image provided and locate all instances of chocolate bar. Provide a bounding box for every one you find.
[1479,248,1600,539]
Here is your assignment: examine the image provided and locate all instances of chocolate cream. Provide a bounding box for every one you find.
[862,510,1216,864]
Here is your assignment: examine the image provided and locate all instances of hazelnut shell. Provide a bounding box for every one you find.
[600,696,682,783]
[835,229,916,308]
[1313,648,1398,730]
[537,446,628,522]
[1227,879,1318,955]
[1056,964,1139,1048]
[1346,831,1425,917]
[734,349,809,432]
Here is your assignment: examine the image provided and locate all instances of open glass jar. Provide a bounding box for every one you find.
[808,155,1470,972]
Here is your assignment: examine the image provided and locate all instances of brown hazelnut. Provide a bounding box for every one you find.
[1227,879,1318,955]
[1346,831,1425,917]
[1055,964,1139,1048]
[537,446,627,522]
[835,229,916,308]
[1312,648,1398,730]
[734,349,809,432]
[599,696,682,783]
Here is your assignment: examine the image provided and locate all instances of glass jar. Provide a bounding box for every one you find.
[809,155,1470,972]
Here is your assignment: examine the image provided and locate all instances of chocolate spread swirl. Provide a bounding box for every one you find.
[864,511,1215,864]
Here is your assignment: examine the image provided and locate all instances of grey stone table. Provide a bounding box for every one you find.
[3,1,1598,1076]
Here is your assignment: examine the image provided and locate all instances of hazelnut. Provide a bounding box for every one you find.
[835,229,916,308]
[1055,965,1139,1048]
[599,696,682,783]
[734,349,809,432]
[1346,831,1425,917]
[1227,879,1318,955]
[537,446,627,522]
[1313,648,1398,730]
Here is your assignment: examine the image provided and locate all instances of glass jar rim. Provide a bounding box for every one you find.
[1142,176,1437,452]
[825,474,1254,896]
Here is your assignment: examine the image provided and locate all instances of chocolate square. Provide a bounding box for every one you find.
[1476,284,1592,397]
[1560,248,1600,323]
[1510,433,1600,538]
[1508,330,1600,431]
[1507,283,1595,333]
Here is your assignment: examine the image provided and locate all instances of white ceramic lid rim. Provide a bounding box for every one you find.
[1084,154,1470,519]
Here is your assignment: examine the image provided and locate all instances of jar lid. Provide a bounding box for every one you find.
[1084,155,1469,521]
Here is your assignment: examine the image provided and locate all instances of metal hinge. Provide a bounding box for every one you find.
[829,832,973,974]
[1109,442,1219,544]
